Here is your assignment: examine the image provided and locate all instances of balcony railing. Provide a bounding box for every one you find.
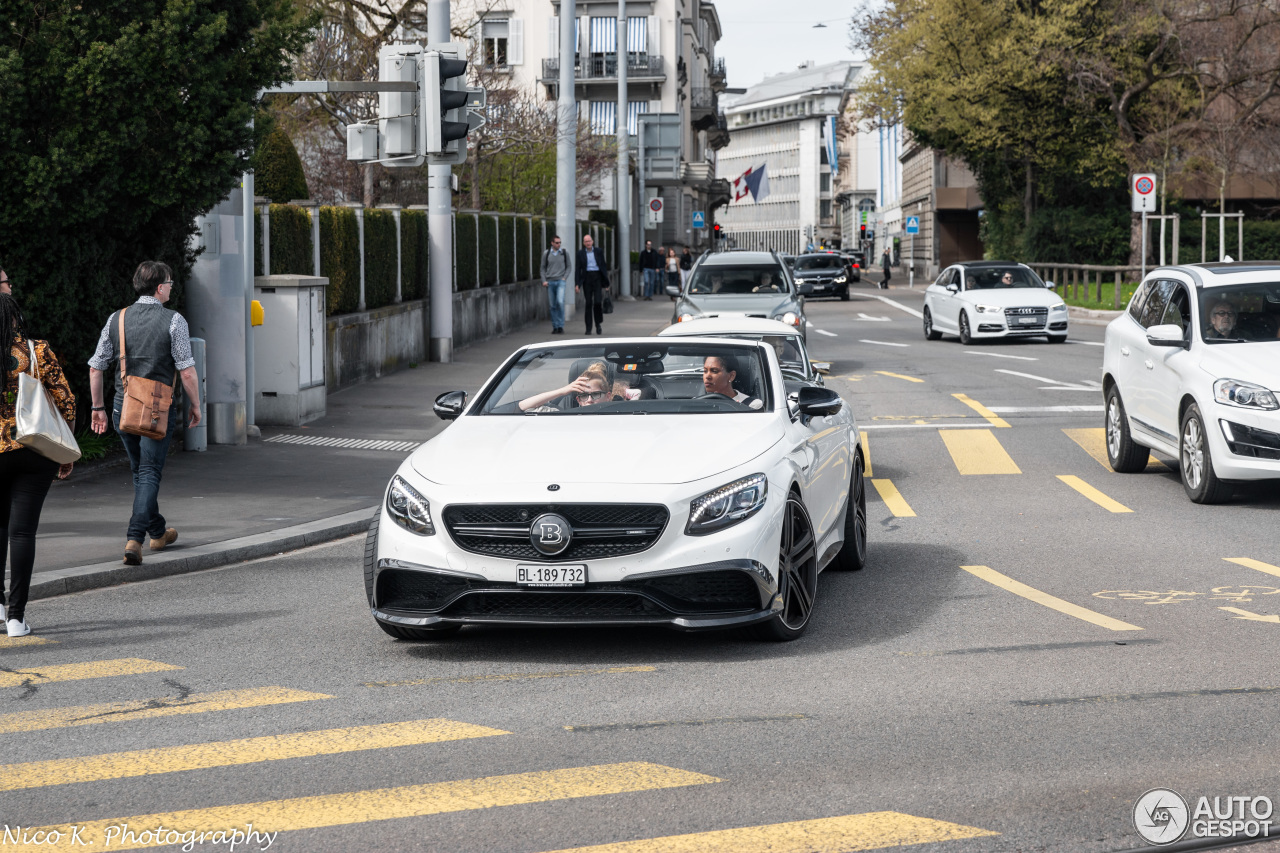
[709,57,727,88]
[541,54,666,82]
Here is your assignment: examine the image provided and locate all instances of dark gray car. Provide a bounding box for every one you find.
[671,251,807,341]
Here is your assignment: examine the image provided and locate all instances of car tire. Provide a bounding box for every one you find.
[1105,386,1150,473]
[839,287,850,301]
[958,311,973,345]
[752,492,819,641]
[923,308,942,340]
[831,453,868,572]
[1180,403,1232,504]
[377,620,461,641]
[1047,334,1067,344]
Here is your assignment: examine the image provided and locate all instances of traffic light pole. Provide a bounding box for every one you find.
[615,3,631,300]
[428,0,453,362]
[557,0,577,320]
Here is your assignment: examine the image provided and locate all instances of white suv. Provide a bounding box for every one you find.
[1102,263,1280,503]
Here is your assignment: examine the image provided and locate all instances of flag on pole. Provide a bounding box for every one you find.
[731,163,770,203]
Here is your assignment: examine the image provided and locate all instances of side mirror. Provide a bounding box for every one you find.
[809,360,831,375]
[665,284,680,296]
[1045,280,1056,289]
[433,390,467,420]
[796,386,842,417]
[945,283,959,294]
[1146,324,1188,349]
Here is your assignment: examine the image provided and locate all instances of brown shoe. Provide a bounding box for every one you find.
[149,528,179,551]
[124,541,143,566]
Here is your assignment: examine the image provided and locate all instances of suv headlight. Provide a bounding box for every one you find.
[1214,379,1279,411]
[687,474,769,535]
[386,475,435,535]
[774,311,801,327]
[834,275,848,284]
[974,304,1004,314]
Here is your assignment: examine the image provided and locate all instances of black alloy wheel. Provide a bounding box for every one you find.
[366,514,461,641]
[958,311,973,345]
[1180,403,1231,504]
[1104,386,1149,473]
[752,493,819,641]
[923,308,942,340]
[832,453,868,571]
[839,287,851,301]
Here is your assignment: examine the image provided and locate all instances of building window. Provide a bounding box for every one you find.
[482,18,509,66]
[590,101,617,135]
[820,173,831,192]
[821,200,832,221]
[627,100,648,135]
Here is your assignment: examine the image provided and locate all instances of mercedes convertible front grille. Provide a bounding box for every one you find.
[441,504,669,561]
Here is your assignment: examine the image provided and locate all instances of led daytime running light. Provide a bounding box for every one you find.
[386,475,435,535]
[687,473,769,535]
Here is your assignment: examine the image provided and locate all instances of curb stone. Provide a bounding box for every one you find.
[1068,306,1124,327]
[30,506,377,601]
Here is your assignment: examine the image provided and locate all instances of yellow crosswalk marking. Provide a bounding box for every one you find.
[0,719,508,792]
[952,393,1010,428]
[871,479,915,517]
[962,565,1143,632]
[539,811,999,852]
[0,687,331,734]
[1056,475,1133,513]
[0,636,56,649]
[0,658,181,688]
[875,371,924,383]
[6,763,719,852]
[1224,557,1280,579]
[860,430,871,477]
[1062,428,1166,471]
[939,429,1021,475]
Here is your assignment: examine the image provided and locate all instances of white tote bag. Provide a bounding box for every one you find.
[14,340,81,464]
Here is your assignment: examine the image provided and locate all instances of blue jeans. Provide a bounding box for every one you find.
[642,269,659,297]
[546,280,566,330]
[113,404,179,542]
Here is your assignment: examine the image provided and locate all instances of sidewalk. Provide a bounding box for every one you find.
[27,296,676,601]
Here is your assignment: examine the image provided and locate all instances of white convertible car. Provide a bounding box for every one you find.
[923,261,1069,344]
[365,337,866,642]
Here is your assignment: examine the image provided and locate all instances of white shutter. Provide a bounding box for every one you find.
[508,18,523,65]
[647,15,659,56]
[577,17,586,55]
[548,17,559,56]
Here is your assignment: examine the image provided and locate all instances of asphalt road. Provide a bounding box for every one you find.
[6,285,1280,853]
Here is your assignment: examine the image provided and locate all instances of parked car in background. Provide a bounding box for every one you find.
[923,261,1069,344]
[792,253,853,301]
[672,251,807,341]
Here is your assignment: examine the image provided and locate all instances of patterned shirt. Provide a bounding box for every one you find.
[2,337,77,453]
[87,296,195,372]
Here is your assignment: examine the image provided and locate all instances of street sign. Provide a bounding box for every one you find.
[1131,173,1157,212]
[647,196,664,226]
[692,210,705,229]
[905,216,920,234]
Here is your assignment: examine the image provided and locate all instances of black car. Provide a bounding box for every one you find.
[792,253,853,300]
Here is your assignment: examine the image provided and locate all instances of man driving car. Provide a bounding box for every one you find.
[1204,300,1238,340]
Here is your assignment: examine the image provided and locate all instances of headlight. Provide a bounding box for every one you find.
[775,311,801,327]
[1050,302,1067,311]
[834,275,848,284]
[687,473,769,535]
[1214,379,1279,411]
[974,304,1004,314]
[386,475,435,535]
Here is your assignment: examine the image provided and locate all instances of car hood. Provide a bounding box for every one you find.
[679,295,797,316]
[959,288,1063,307]
[1198,341,1280,389]
[412,415,785,486]
[793,269,844,278]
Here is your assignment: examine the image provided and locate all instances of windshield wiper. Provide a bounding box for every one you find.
[1205,337,1248,343]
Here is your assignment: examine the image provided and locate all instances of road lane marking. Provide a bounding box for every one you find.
[0,637,57,649]
[0,658,181,689]
[363,665,655,688]
[897,638,1160,657]
[7,763,720,853]
[951,393,1010,428]
[862,423,989,430]
[1062,428,1167,471]
[964,351,1038,361]
[564,714,806,733]
[1017,685,1280,707]
[871,479,916,517]
[862,293,925,319]
[988,406,1103,413]
[1219,607,1280,623]
[874,371,923,383]
[860,430,871,476]
[814,329,838,337]
[960,566,1143,631]
[538,812,998,853]
[1224,557,1280,580]
[993,368,1094,390]
[940,430,1021,475]
[1056,475,1133,513]
[859,339,910,347]
[0,719,509,792]
[0,687,331,734]
[857,312,892,321]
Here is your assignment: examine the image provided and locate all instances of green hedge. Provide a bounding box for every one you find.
[588,209,618,231]
[516,217,531,281]
[253,126,309,204]
[268,204,313,275]
[455,212,477,291]
[497,215,516,284]
[1244,221,1280,260]
[478,215,498,286]
[539,218,555,252]
[319,206,360,314]
[401,210,427,300]
[364,209,397,309]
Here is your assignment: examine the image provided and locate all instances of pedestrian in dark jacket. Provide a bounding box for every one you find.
[880,247,892,290]
[575,235,609,335]
[638,241,662,300]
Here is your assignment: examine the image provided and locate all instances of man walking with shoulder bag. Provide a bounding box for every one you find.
[87,261,201,566]
[540,235,570,334]
[576,234,609,336]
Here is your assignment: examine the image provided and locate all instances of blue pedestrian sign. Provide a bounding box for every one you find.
[905,216,920,234]
[692,210,706,229]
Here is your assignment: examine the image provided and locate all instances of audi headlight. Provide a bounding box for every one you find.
[1049,302,1067,311]
[834,275,848,284]
[975,304,1004,314]
[386,475,435,535]
[774,311,801,327]
[1214,379,1279,411]
[687,473,769,535]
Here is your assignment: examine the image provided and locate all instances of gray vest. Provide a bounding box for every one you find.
[107,302,177,398]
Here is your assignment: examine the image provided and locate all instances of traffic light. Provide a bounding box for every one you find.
[379,46,418,157]
[860,224,866,241]
[422,49,470,163]
[713,223,722,240]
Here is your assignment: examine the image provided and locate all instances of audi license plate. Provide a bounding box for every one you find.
[517,565,587,587]
[1018,316,1038,324]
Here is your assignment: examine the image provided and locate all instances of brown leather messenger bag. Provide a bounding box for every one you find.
[117,306,176,440]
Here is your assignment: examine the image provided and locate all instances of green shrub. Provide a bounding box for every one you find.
[497,215,516,284]
[253,126,309,203]
[588,209,619,231]
[401,210,427,300]
[268,204,313,275]
[319,206,360,314]
[254,209,263,276]
[364,209,397,309]
[516,217,532,281]
[1244,221,1280,260]
[455,212,477,291]
[478,215,498,286]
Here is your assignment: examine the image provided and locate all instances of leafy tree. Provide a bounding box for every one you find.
[0,0,316,418]
[254,125,311,202]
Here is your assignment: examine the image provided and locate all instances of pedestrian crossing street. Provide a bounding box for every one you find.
[0,650,999,852]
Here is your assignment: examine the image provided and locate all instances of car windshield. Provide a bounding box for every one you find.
[687,265,789,295]
[474,343,773,414]
[794,255,845,271]
[1198,283,1280,343]
[693,333,807,375]
[964,267,1045,290]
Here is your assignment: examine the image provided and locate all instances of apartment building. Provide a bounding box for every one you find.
[899,140,983,278]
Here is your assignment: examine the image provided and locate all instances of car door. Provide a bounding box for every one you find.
[1143,280,1194,441]
[929,268,959,331]
[1126,280,1178,448]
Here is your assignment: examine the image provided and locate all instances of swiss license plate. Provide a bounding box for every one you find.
[1018,316,1038,324]
[812,285,827,291]
[517,565,587,587]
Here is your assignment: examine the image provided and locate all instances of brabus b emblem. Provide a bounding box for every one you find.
[530,513,572,556]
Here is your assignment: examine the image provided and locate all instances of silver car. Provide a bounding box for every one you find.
[671,251,806,342]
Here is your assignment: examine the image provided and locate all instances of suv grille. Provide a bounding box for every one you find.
[441,504,669,562]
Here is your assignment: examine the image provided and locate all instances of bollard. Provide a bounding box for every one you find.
[184,338,208,452]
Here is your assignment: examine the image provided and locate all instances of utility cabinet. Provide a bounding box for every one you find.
[253,274,328,425]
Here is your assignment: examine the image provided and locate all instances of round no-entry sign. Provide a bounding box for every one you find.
[1135,176,1154,195]
[649,198,663,213]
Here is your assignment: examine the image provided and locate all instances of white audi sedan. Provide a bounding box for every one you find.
[365,337,866,642]
[1103,262,1280,503]
[923,261,1069,344]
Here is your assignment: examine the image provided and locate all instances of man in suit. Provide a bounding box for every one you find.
[575,234,609,336]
